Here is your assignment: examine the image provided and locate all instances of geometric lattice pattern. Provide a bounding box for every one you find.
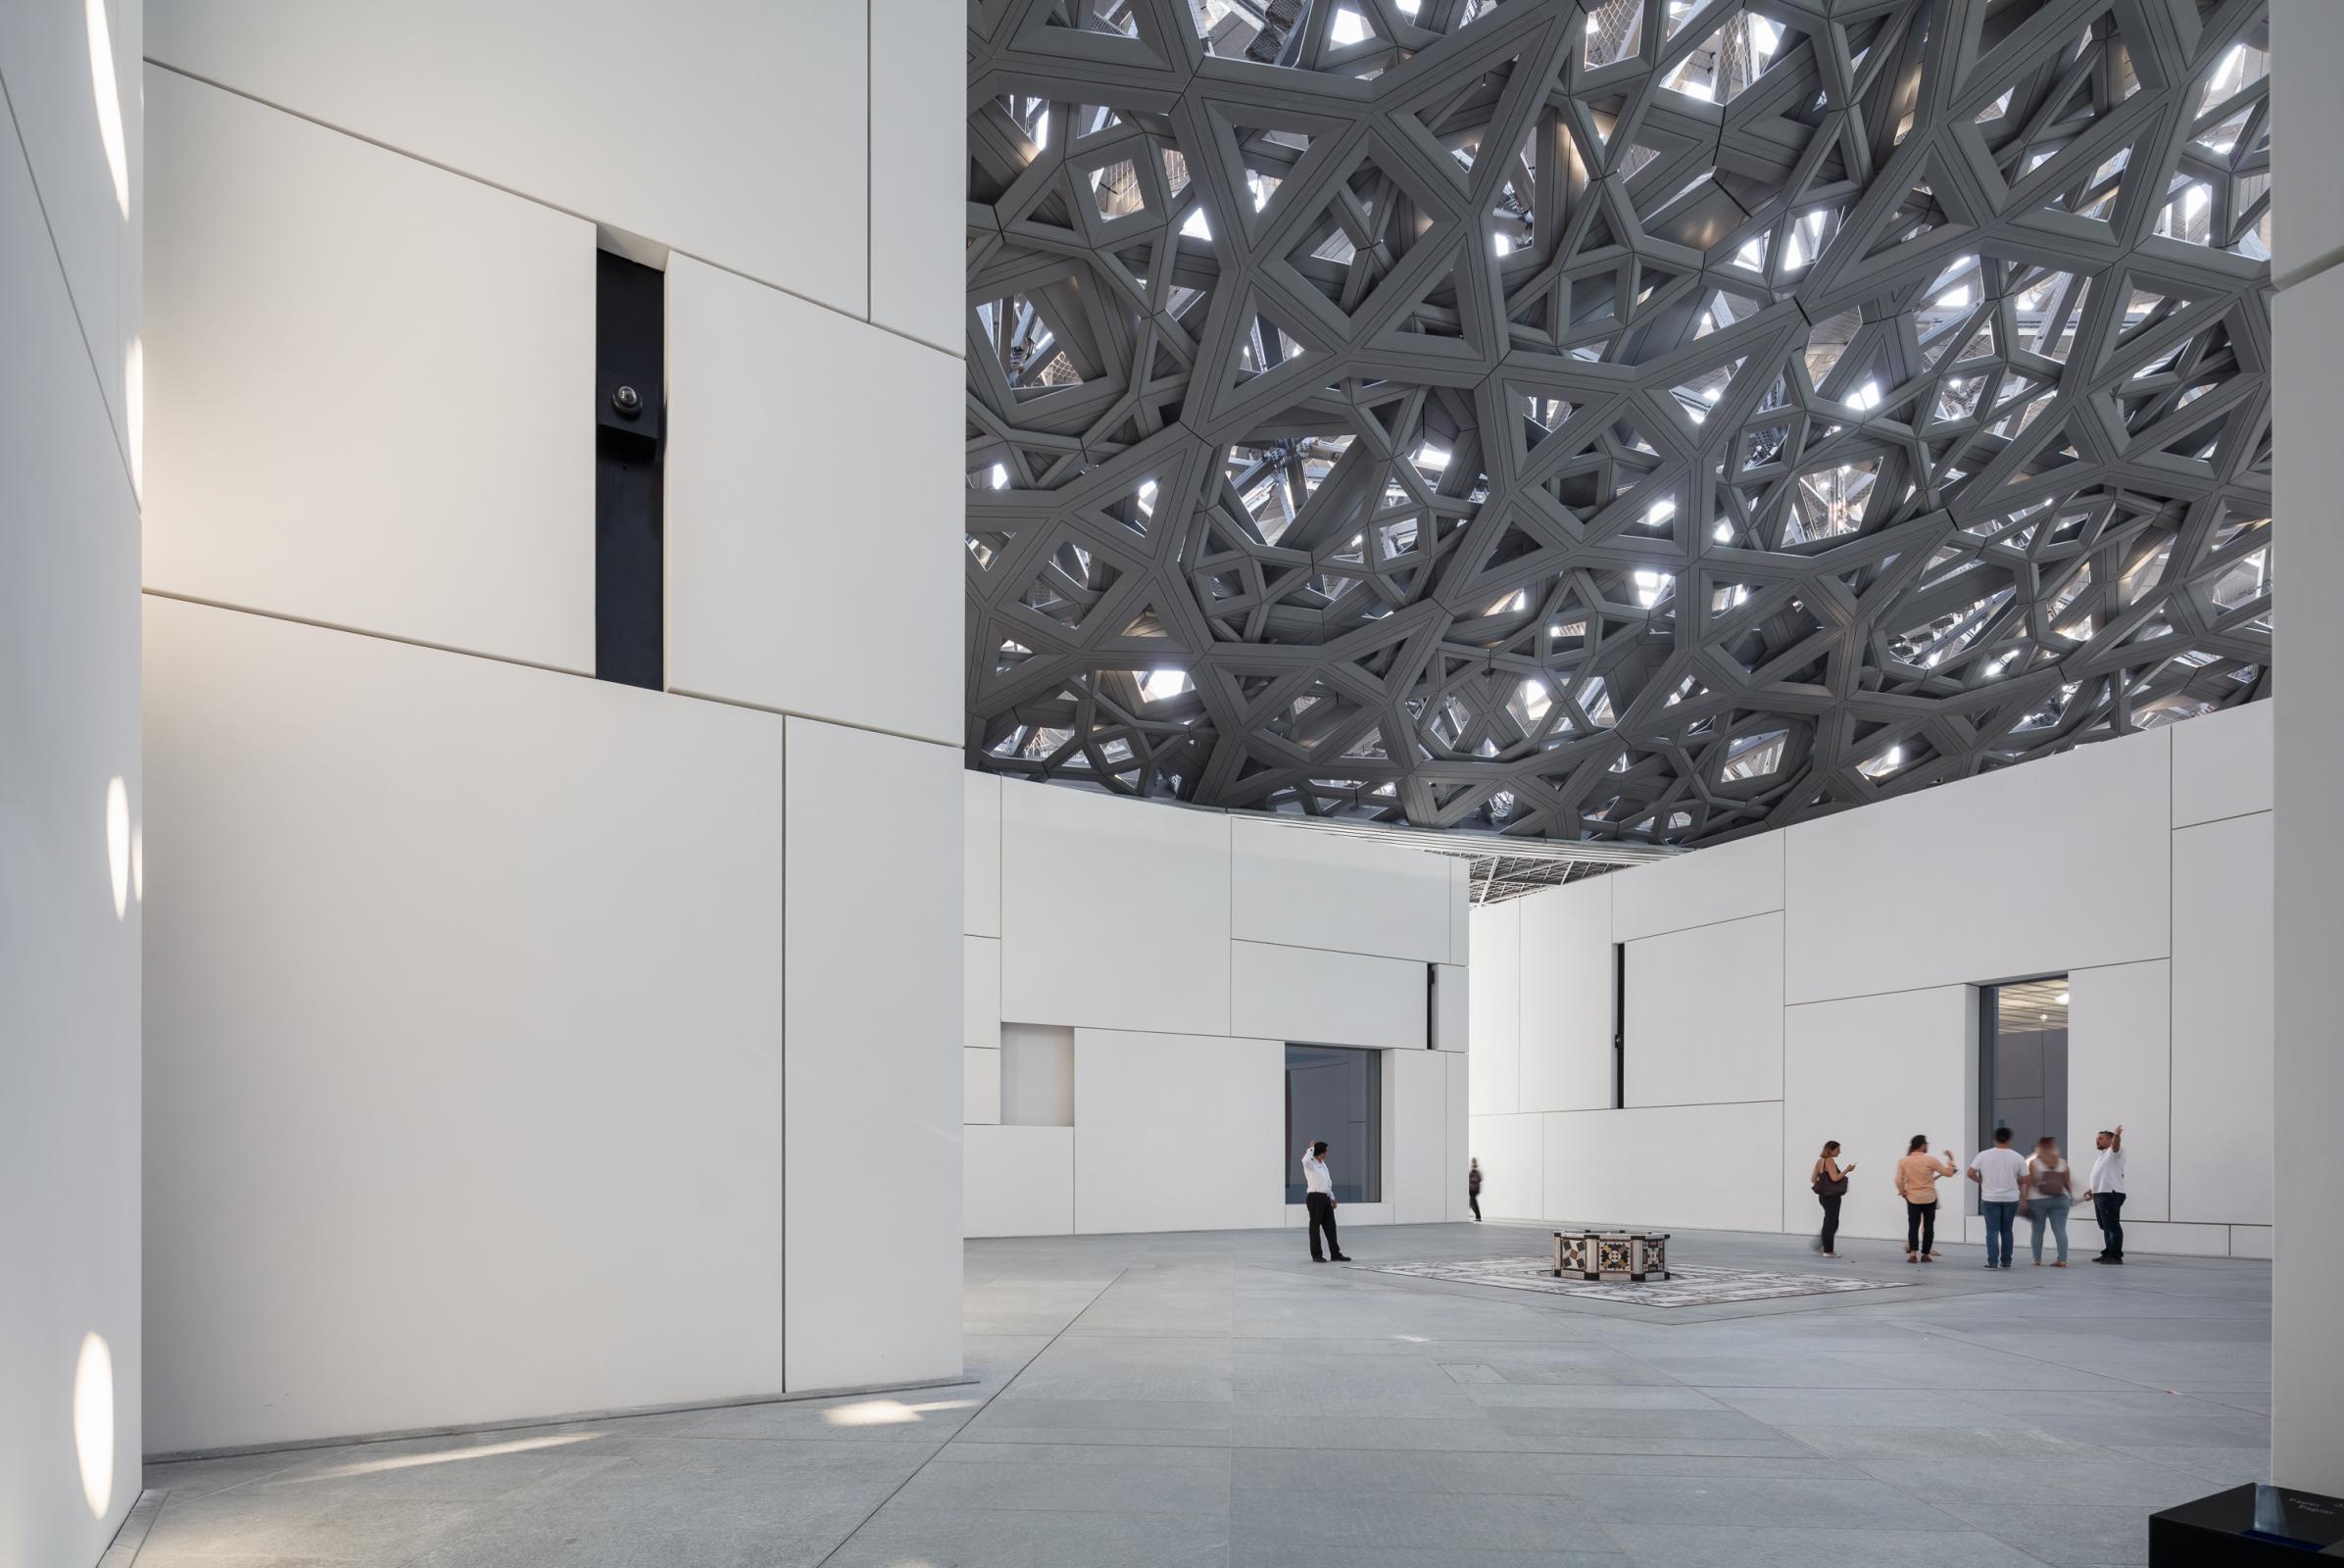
[968,0,2273,845]
[1347,1255,1912,1305]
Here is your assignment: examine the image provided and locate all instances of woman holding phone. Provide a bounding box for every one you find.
[1811,1141,1854,1256]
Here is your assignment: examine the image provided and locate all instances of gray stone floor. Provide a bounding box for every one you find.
[131,1222,2271,1566]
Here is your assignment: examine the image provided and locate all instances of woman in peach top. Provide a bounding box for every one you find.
[1894,1134,1958,1263]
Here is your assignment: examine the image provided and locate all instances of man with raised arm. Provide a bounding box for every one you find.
[1301,1139,1349,1263]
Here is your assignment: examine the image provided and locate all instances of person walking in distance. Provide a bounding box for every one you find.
[1301,1139,1349,1263]
[2025,1136,2075,1267]
[1896,1134,1958,1263]
[2082,1124,2127,1264]
[1467,1157,1484,1221]
[1969,1128,2027,1269]
[1811,1141,1854,1256]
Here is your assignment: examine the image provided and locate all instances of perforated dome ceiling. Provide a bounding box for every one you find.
[965,0,2272,845]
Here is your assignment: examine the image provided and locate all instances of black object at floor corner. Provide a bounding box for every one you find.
[2151,1484,2344,1560]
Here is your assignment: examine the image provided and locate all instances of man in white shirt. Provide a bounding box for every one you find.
[1968,1128,2028,1269]
[2082,1124,2127,1264]
[1300,1140,1349,1263]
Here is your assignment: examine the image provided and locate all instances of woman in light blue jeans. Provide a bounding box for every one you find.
[2025,1137,2075,1266]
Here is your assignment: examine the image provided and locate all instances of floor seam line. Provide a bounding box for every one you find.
[811,1265,1134,1565]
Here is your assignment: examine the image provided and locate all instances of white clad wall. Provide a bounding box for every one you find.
[146,0,871,317]
[783,719,962,1393]
[0,0,141,464]
[2172,812,2276,1226]
[1466,902,1521,1114]
[139,0,969,1457]
[1444,1052,1472,1221]
[2068,961,2172,1224]
[867,0,962,349]
[964,937,1001,1054]
[1433,963,1467,1052]
[1231,817,1450,962]
[964,1127,1075,1239]
[142,69,596,669]
[1000,782,1233,1036]
[1074,1030,1286,1234]
[1625,912,1782,1107]
[968,780,1470,1233]
[1782,730,2174,1004]
[142,601,790,1452]
[664,257,959,741]
[1477,708,2274,1256]
[2173,699,2273,827]
[2273,8,2344,1480]
[0,73,143,1565]
[1232,941,1426,1052]
[1390,1050,1450,1225]
[1517,877,1613,1112]
[1782,988,1971,1243]
[964,771,1002,937]
[1542,1102,1782,1234]
[1468,1113,1544,1222]
[1612,830,1782,941]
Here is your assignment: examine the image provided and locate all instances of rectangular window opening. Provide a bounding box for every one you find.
[596,250,664,689]
[1611,942,1627,1109]
[1285,1043,1381,1204]
[1976,975,2070,1214]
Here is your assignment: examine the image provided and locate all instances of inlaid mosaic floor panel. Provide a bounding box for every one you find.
[1348,1256,1917,1307]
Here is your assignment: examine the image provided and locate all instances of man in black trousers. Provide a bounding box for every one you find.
[1301,1139,1349,1262]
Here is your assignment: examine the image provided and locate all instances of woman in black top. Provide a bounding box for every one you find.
[1467,1158,1483,1220]
[1811,1141,1855,1257]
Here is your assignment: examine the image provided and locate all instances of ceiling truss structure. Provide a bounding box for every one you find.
[966,0,2272,847]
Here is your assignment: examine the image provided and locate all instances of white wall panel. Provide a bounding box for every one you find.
[1542,1102,1782,1234]
[1001,783,1232,1036]
[2234,1226,2274,1260]
[963,1048,1001,1125]
[964,936,1001,1054]
[1626,912,1782,1107]
[869,0,965,349]
[147,0,870,314]
[1,108,142,1561]
[1611,832,1783,942]
[2069,960,2173,1225]
[1467,902,1520,1115]
[1074,1030,1283,1234]
[1391,1049,1449,1224]
[142,600,788,1452]
[2275,0,2344,283]
[1231,941,1426,1051]
[784,718,962,1392]
[1229,818,1451,963]
[0,0,140,463]
[1466,1113,1544,1221]
[2271,160,2344,1491]
[1783,729,2173,1004]
[1783,988,1971,1243]
[964,770,1001,936]
[2172,814,2275,1225]
[1517,878,1614,1113]
[964,1127,1074,1238]
[2172,701,2274,827]
[1001,1023,1075,1127]
[1444,1052,1472,1221]
[666,258,959,742]
[1448,858,1472,964]
[1433,963,1467,1052]
[143,70,595,669]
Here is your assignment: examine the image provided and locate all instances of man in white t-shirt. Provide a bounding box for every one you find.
[2082,1124,2127,1264]
[1968,1128,2028,1269]
[1300,1140,1349,1263]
